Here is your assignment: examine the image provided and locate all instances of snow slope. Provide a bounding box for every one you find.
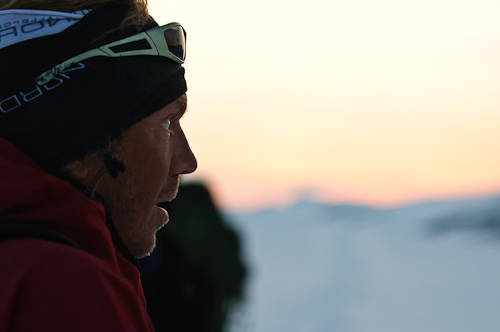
[226,196,500,332]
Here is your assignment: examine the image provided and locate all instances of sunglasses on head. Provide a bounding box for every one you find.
[36,22,186,85]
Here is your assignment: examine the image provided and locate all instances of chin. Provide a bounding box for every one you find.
[128,233,157,259]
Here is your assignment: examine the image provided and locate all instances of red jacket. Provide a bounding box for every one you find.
[0,138,155,331]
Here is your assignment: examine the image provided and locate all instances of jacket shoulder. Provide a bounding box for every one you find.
[0,239,154,332]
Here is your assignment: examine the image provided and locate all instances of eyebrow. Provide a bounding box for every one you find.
[176,96,188,118]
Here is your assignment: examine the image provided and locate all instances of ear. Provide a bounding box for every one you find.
[60,160,90,183]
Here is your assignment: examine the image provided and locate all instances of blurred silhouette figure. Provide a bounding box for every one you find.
[139,182,247,332]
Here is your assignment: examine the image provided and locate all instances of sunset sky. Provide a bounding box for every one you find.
[150,0,500,211]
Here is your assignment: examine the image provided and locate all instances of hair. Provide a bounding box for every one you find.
[0,0,149,26]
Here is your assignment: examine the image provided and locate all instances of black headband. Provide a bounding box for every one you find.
[0,1,187,170]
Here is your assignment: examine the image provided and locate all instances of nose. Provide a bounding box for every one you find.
[170,127,197,176]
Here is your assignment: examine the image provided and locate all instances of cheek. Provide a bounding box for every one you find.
[126,128,171,170]
[115,126,174,202]
[137,136,172,187]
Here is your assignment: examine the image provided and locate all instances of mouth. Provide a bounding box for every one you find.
[156,178,181,210]
[156,194,177,206]
[154,205,170,228]
[155,196,175,225]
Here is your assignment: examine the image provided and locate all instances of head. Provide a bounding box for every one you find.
[0,0,197,258]
[65,94,197,258]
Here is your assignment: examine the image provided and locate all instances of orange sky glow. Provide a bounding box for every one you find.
[151,0,500,211]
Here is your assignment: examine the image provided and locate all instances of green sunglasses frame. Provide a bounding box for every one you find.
[36,22,186,85]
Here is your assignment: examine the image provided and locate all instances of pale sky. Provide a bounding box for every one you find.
[150,0,500,211]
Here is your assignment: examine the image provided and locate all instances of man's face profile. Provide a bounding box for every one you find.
[73,94,197,258]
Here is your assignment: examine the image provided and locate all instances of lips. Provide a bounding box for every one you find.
[156,195,176,206]
[156,186,179,205]
[155,180,179,224]
[156,205,169,225]
[155,194,176,227]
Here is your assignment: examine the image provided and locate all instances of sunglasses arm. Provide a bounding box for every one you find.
[36,49,110,85]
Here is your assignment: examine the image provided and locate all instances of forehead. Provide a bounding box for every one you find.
[155,94,187,118]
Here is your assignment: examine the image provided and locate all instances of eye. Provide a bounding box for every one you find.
[161,119,171,130]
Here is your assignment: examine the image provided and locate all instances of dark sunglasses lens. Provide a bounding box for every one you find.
[164,26,186,60]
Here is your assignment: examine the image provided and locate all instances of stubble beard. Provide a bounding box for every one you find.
[104,174,181,259]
